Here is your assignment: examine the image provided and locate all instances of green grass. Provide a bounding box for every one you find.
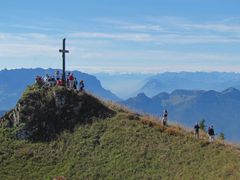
[1,109,240,180]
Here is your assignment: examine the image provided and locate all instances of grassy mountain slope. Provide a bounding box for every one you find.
[1,112,240,179]
[1,86,240,179]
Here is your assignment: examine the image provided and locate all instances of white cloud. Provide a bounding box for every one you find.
[0,33,60,58]
[0,44,58,58]
[68,31,240,44]
[1,15,240,73]
[182,23,240,33]
[119,24,165,32]
[94,16,240,39]
[67,17,240,44]
[69,32,151,42]
[70,49,240,62]
[142,16,240,34]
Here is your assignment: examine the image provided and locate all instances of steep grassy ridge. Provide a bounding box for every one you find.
[0,86,240,179]
[1,111,240,179]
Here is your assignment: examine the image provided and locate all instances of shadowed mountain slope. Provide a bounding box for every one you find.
[1,85,115,141]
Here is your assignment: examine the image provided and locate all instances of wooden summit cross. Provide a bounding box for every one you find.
[59,38,69,85]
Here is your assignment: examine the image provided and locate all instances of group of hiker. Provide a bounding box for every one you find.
[35,70,85,92]
[161,110,216,143]
[194,123,215,142]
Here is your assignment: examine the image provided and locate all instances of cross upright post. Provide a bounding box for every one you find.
[59,38,69,85]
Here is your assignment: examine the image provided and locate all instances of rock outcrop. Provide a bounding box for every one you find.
[0,85,115,141]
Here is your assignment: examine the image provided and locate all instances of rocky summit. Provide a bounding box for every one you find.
[0,85,115,141]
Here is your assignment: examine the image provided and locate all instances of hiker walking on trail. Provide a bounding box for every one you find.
[162,109,168,126]
[208,125,215,143]
[194,122,200,139]
[79,80,85,92]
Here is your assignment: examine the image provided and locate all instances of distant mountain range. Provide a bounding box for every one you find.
[139,72,240,97]
[0,68,120,110]
[121,87,240,142]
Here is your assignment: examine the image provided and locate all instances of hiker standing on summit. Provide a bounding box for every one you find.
[66,72,70,88]
[73,77,78,90]
[55,70,61,81]
[68,73,74,89]
[79,80,85,92]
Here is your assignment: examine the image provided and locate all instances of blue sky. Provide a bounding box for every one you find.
[0,0,240,73]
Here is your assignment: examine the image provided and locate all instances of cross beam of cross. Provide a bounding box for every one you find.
[59,38,69,84]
